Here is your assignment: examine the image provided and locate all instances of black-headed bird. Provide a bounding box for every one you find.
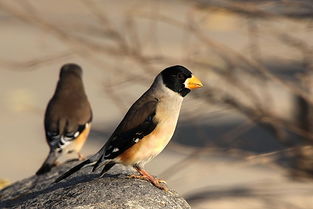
[36,63,92,175]
[55,65,202,190]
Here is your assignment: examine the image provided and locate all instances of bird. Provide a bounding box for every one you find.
[36,63,93,175]
[55,65,202,190]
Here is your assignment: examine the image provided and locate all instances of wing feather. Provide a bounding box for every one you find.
[100,96,158,160]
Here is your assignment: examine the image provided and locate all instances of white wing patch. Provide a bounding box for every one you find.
[74,131,80,138]
[112,148,119,152]
[60,136,71,146]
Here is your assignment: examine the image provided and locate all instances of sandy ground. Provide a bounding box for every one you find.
[0,0,312,208]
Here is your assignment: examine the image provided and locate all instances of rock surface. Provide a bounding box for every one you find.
[0,160,190,209]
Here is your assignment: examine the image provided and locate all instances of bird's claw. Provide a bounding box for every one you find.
[128,174,148,180]
[128,174,168,191]
[157,179,167,184]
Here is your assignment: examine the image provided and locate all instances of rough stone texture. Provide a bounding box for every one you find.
[0,160,190,209]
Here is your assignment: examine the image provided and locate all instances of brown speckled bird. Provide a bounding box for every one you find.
[36,63,92,175]
[55,65,202,190]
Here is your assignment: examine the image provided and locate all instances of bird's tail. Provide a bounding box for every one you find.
[36,151,58,175]
[54,150,105,183]
[92,154,105,172]
[92,154,116,176]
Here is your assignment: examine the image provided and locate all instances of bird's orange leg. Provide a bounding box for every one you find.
[129,165,168,191]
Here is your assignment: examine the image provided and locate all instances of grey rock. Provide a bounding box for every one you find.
[0,160,190,209]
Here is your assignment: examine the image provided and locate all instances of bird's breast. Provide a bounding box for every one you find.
[117,97,182,166]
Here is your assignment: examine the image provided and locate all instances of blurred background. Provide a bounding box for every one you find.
[0,0,313,208]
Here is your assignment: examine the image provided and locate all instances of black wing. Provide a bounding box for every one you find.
[92,96,158,171]
[105,97,158,158]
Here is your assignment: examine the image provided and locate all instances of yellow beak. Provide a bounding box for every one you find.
[185,75,203,89]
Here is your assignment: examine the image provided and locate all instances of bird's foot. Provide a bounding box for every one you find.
[128,174,166,182]
[157,179,167,184]
[150,179,168,191]
[128,173,168,191]
[128,174,148,180]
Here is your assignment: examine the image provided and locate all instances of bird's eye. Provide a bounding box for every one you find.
[177,73,184,80]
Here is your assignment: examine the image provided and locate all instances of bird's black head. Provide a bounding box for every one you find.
[161,65,203,97]
[59,63,83,78]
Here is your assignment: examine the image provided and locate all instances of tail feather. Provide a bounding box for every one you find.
[54,159,93,183]
[36,151,58,175]
[92,155,103,172]
[99,162,116,177]
[54,152,102,183]
[92,146,108,172]
[54,146,118,183]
